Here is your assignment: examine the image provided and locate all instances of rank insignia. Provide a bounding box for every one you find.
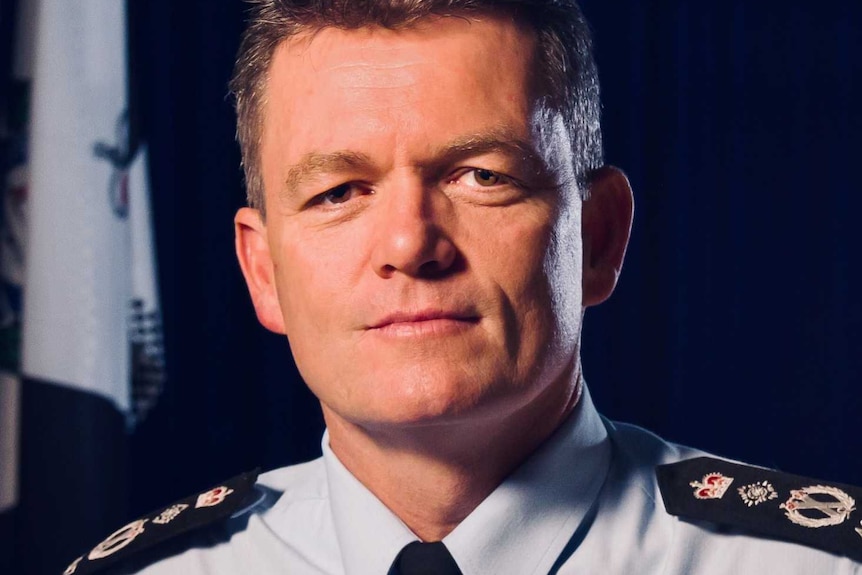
[195,485,234,508]
[657,456,862,563]
[88,519,148,560]
[152,503,189,525]
[62,469,260,575]
[738,480,778,507]
[780,485,855,528]
[690,472,734,500]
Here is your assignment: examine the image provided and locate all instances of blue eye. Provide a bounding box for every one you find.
[322,184,353,204]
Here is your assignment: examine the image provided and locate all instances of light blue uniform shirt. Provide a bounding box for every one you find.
[110,386,861,574]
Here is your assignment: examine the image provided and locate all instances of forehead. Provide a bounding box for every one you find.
[261,15,542,164]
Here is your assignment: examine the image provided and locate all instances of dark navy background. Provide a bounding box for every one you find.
[5,2,858,572]
[0,0,862,575]
[128,0,861,513]
[582,0,862,486]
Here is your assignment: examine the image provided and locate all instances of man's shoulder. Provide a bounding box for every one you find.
[257,456,327,497]
[655,455,862,566]
[63,457,327,575]
[601,419,862,568]
[604,417,707,464]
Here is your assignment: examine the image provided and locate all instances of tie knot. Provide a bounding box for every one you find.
[392,541,463,575]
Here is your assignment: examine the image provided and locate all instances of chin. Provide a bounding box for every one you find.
[332,369,524,430]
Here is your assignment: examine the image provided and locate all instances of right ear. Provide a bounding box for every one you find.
[234,207,287,334]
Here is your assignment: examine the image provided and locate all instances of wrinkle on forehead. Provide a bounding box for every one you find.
[277,14,537,83]
[262,14,548,203]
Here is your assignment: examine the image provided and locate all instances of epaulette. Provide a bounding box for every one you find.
[657,457,862,563]
[62,469,261,575]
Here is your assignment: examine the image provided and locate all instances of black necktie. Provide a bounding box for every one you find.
[392,541,463,575]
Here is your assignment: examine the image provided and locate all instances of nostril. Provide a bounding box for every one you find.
[374,237,461,279]
[379,263,398,278]
[415,243,463,279]
[417,259,448,279]
[419,240,457,277]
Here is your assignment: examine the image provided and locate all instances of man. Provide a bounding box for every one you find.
[64,1,862,573]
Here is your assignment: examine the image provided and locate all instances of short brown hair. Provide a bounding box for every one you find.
[230,0,603,212]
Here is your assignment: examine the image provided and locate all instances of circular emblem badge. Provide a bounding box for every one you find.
[88,519,148,560]
[738,480,778,507]
[780,485,856,528]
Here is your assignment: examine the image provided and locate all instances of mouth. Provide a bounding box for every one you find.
[368,310,480,337]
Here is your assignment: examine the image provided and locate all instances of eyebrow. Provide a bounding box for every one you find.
[281,129,545,197]
[426,130,541,171]
[283,150,374,197]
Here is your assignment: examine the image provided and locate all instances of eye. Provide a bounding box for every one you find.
[455,168,508,188]
[471,169,501,186]
[322,184,352,204]
[316,183,370,206]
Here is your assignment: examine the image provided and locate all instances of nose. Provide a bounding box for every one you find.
[371,181,457,279]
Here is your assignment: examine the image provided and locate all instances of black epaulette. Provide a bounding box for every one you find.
[657,457,862,563]
[62,469,261,575]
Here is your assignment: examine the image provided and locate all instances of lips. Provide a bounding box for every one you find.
[368,310,479,332]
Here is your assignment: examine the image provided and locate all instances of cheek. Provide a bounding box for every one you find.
[484,202,582,351]
[272,228,358,334]
[271,232,361,395]
[471,206,562,328]
[543,205,583,344]
[510,224,559,305]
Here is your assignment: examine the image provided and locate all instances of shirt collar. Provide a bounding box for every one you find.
[325,382,611,575]
[443,383,611,575]
[323,432,417,575]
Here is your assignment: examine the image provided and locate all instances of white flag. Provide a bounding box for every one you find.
[10,0,164,570]
[22,0,164,419]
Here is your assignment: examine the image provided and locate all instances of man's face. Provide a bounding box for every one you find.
[239,14,588,430]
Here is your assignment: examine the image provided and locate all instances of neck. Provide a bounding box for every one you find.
[323,363,583,541]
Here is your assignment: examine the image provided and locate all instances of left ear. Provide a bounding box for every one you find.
[582,166,634,307]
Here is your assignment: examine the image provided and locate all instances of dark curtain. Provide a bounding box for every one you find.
[14,1,852,566]
[581,0,862,486]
